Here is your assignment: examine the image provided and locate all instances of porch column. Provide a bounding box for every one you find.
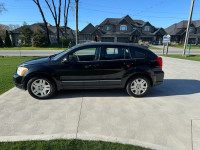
[114,36,117,42]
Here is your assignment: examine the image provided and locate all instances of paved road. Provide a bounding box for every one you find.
[0,57,200,150]
[0,46,199,56]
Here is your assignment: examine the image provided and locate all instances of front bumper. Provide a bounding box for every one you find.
[13,74,26,90]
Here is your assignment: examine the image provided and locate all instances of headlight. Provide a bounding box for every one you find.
[17,67,28,76]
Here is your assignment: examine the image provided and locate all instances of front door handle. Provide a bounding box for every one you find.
[85,65,92,69]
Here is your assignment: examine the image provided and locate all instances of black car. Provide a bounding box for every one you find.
[13,42,164,99]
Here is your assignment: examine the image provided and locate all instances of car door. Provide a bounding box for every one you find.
[58,45,102,89]
[98,45,133,88]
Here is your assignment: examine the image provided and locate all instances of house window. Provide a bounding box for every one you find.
[189,27,194,33]
[120,25,127,31]
[133,27,137,30]
[105,25,111,31]
[144,26,150,31]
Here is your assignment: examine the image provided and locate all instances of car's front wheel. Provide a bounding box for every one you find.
[27,76,56,99]
[126,76,150,97]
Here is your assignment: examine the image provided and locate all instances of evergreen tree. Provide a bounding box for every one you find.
[5,30,12,47]
[33,29,48,47]
[19,25,33,46]
[0,36,3,46]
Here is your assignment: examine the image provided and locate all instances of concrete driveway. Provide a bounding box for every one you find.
[0,57,200,150]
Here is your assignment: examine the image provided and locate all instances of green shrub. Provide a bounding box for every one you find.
[59,37,69,47]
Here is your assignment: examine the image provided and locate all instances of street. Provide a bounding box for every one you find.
[0,46,199,56]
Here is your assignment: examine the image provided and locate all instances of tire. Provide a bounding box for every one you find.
[126,75,150,97]
[27,76,56,99]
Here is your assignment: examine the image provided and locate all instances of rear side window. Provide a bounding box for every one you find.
[135,51,146,58]
[101,47,130,60]
[130,47,147,59]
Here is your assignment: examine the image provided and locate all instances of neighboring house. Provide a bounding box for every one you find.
[79,15,166,44]
[9,23,75,45]
[165,20,200,44]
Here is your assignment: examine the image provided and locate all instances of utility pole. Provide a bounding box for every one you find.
[183,0,195,56]
[75,0,79,45]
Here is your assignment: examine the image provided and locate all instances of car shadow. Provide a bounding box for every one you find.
[52,79,200,99]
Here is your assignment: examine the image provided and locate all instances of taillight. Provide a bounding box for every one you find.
[157,57,162,69]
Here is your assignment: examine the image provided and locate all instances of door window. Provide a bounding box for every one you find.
[68,47,100,62]
[101,47,130,60]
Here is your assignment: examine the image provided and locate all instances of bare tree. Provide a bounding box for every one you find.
[33,0,51,44]
[64,0,71,38]
[45,0,62,43]
[0,3,6,14]
[75,0,79,44]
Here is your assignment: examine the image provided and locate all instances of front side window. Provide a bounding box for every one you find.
[68,47,99,62]
[101,47,130,60]
[120,25,127,31]
[144,26,150,31]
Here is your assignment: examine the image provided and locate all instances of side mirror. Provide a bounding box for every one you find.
[62,57,69,64]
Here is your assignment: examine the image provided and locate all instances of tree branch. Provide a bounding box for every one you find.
[58,0,61,26]
[45,0,56,20]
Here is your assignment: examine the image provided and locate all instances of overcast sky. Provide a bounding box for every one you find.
[1,0,200,30]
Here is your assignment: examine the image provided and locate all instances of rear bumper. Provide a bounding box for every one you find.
[13,74,26,90]
[152,71,164,86]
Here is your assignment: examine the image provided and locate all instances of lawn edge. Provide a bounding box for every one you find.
[0,133,170,150]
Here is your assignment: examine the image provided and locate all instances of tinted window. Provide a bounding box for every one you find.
[68,47,99,62]
[101,47,130,60]
[135,51,146,58]
[130,47,146,59]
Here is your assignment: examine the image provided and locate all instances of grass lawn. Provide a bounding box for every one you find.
[0,47,68,50]
[0,139,151,150]
[160,54,200,62]
[149,46,161,50]
[170,44,200,49]
[0,56,41,95]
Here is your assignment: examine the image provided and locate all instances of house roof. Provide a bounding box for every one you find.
[10,23,73,35]
[165,20,200,35]
[99,15,146,27]
[80,23,96,34]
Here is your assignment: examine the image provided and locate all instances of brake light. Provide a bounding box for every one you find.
[157,57,162,69]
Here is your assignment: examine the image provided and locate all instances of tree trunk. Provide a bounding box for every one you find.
[56,25,60,44]
[33,0,50,44]
[38,5,51,44]
[64,0,70,38]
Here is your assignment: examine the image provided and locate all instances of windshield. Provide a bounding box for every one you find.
[52,45,79,60]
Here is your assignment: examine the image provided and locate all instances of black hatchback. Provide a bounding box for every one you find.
[13,42,164,99]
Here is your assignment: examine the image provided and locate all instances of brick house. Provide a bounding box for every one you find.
[79,15,166,44]
[165,20,200,44]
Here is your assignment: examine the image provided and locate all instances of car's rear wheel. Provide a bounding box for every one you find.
[126,76,150,97]
[27,76,56,99]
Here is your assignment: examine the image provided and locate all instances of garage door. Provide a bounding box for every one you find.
[117,37,129,43]
[101,37,114,42]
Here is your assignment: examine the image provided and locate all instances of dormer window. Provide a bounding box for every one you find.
[120,25,127,31]
[144,26,150,31]
[105,25,111,31]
